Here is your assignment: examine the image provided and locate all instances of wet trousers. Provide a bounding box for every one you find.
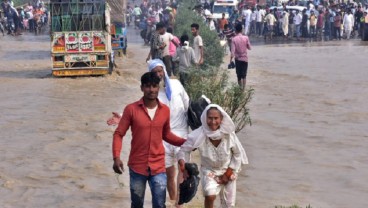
[129,168,167,208]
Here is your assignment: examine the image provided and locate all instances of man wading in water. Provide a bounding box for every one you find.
[112,72,186,208]
[108,60,190,207]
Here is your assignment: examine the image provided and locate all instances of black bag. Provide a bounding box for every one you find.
[178,163,200,205]
[187,95,210,130]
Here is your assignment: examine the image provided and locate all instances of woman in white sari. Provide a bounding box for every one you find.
[177,104,248,208]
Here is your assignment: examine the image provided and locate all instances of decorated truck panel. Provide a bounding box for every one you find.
[50,0,112,77]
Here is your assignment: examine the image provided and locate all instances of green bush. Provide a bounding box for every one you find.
[183,67,253,133]
[13,0,28,7]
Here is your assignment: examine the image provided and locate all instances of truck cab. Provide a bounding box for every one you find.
[212,0,239,20]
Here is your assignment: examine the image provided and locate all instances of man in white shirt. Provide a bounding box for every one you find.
[256,6,266,36]
[191,23,204,65]
[294,10,303,40]
[153,6,160,23]
[242,6,252,35]
[343,10,354,39]
[250,8,257,35]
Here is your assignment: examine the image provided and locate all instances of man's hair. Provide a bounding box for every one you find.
[156,22,165,30]
[167,27,173,33]
[190,23,199,30]
[235,23,242,33]
[141,72,160,86]
[180,34,189,45]
[224,24,229,29]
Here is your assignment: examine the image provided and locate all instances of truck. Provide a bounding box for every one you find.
[50,0,113,77]
[212,0,239,20]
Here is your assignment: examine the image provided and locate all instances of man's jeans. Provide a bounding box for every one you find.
[129,168,167,208]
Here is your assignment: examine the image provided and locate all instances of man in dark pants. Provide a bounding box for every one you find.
[5,2,21,35]
[230,23,252,89]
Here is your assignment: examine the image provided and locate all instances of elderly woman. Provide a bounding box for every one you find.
[178,104,248,208]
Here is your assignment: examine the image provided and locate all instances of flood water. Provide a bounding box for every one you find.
[0,28,367,208]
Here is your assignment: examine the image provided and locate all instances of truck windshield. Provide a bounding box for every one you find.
[213,6,228,14]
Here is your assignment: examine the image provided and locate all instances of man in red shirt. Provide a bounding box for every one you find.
[112,72,186,208]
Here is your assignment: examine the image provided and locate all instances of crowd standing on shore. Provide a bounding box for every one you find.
[0,0,47,36]
[192,0,368,41]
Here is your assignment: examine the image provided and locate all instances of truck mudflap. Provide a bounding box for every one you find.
[52,68,110,77]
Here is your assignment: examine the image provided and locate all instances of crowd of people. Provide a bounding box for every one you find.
[126,0,177,44]
[0,0,47,36]
[194,0,368,41]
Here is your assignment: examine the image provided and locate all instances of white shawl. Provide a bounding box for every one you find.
[178,104,248,166]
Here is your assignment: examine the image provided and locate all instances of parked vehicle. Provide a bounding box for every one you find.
[269,5,307,13]
[49,0,113,77]
[212,0,239,20]
[111,21,127,56]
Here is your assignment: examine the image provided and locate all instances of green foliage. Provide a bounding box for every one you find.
[13,0,28,7]
[182,67,253,133]
[173,1,224,68]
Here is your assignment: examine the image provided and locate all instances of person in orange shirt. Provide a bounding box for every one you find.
[33,6,43,24]
[218,13,228,33]
[112,72,186,208]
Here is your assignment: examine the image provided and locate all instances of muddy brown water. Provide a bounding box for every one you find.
[0,28,367,208]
